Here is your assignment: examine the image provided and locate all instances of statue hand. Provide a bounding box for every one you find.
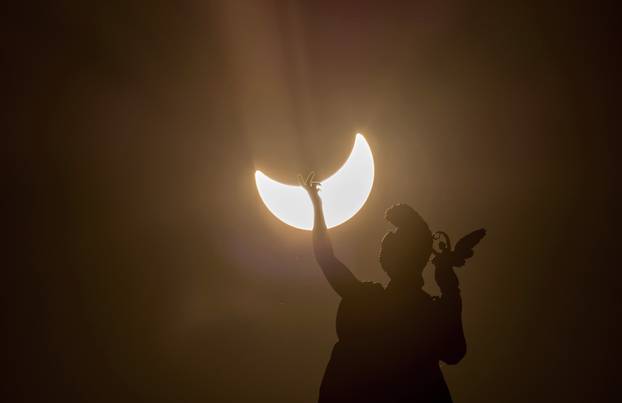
[298,171,322,205]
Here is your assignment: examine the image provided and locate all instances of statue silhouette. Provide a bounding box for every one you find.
[299,172,485,403]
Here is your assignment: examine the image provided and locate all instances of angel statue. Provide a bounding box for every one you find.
[299,172,486,403]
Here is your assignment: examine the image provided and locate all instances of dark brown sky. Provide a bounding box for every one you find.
[7,1,619,402]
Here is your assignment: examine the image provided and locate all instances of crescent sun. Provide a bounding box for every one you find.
[255,133,375,230]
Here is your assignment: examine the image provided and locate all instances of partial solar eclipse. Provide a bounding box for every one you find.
[255,133,375,230]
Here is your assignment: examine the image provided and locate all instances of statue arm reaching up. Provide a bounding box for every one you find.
[299,172,360,298]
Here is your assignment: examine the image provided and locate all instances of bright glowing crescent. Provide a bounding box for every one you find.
[255,133,374,230]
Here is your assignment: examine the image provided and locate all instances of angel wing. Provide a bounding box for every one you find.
[452,228,486,267]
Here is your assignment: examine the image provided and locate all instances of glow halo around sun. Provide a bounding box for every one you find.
[255,133,375,230]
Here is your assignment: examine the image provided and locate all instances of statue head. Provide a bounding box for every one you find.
[379,204,432,285]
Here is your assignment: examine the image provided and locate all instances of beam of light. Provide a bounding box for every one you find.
[255,133,375,230]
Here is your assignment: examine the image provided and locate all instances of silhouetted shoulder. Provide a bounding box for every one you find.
[356,281,385,294]
[334,280,384,300]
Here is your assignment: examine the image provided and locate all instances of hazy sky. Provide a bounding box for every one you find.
[7,1,618,402]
